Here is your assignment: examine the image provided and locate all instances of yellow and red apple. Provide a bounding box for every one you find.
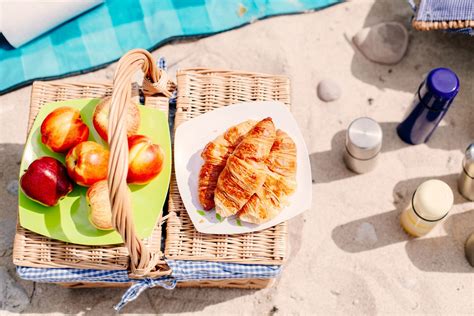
[41,106,89,153]
[86,180,113,231]
[66,141,109,186]
[92,98,140,142]
[127,135,164,185]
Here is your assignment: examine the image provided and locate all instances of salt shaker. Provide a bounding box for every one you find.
[343,117,383,174]
[458,143,474,201]
[397,67,460,145]
[400,179,454,237]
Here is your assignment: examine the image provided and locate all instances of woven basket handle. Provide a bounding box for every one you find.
[107,49,168,278]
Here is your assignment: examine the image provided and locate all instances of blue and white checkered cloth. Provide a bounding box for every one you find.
[17,260,281,310]
[0,0,341,94]
[412,0,474,35]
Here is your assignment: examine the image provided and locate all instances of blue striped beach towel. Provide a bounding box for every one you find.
[0,0,341,95]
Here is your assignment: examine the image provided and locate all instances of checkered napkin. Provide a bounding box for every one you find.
[411,0,474,35]
[17,260,281,310]
[0,0,341,94]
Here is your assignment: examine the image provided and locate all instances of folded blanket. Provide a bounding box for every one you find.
[412,0,474,35]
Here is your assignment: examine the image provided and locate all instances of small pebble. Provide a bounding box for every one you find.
[6,180,19,196]
[355,222,378,246]
[353,22,408,65]
[270,306,279,315]
[330,289,341,296]
[317,79,342,102]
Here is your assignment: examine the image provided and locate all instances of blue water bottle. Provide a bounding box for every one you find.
[397,68,460,145]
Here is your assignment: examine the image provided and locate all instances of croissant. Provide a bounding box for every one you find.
[238,130,297,224]
[199,120,256,210]
[214,118,276,217]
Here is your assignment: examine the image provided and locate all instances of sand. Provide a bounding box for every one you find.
[1,0,473,314]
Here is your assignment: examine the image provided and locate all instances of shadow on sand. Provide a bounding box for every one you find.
[332,173,474,273]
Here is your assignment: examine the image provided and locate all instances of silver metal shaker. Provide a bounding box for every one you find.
[459,145,474,267]
[458,143,474,201]
[343,117,383,174]
[466,233,474,267]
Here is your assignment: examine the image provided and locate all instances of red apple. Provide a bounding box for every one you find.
[20,157,73,207]
[92,98,140,142]
[86,180,113,231]
[41,106,89,153]
[66,141,109,186]
[127,135,164,185]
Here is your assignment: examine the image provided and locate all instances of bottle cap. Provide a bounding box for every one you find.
[413,179,453,221]
[346,117,382,160]
[420,68,459,111]
[463,143,474,178]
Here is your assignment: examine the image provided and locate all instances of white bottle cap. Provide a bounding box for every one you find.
[413,179,453,221]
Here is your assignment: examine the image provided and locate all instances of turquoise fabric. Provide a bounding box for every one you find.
[0,0,341,94]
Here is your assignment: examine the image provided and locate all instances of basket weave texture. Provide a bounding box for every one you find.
[13,61,291,289]
[413,19,474,31]
[165,68,290,265]
[412,0,474,31]
[13,80,170,276]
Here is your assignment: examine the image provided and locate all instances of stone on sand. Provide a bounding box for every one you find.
[6,180,18,196]
[317,79,341,102]
[353,22,408,65]
[0,267,30,312]
[355,222,378,246]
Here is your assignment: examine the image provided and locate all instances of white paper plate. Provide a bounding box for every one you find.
[174,101,312,234]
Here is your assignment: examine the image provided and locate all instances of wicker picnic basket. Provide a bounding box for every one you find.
[413,19,474,31]
[166,68,289,288]
[13,49,289,289]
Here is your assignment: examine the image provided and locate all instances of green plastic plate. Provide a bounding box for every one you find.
[18,98,171,245]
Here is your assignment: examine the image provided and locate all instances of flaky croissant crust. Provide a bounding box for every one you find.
[198,119,297,225]
[198,120,256,210]
[238,129,297,224]
[214,118,276,217]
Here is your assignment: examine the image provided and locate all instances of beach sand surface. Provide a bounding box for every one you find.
[0,0,473,314]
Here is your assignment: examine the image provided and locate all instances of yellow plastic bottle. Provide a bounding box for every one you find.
[401,179,454,237]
